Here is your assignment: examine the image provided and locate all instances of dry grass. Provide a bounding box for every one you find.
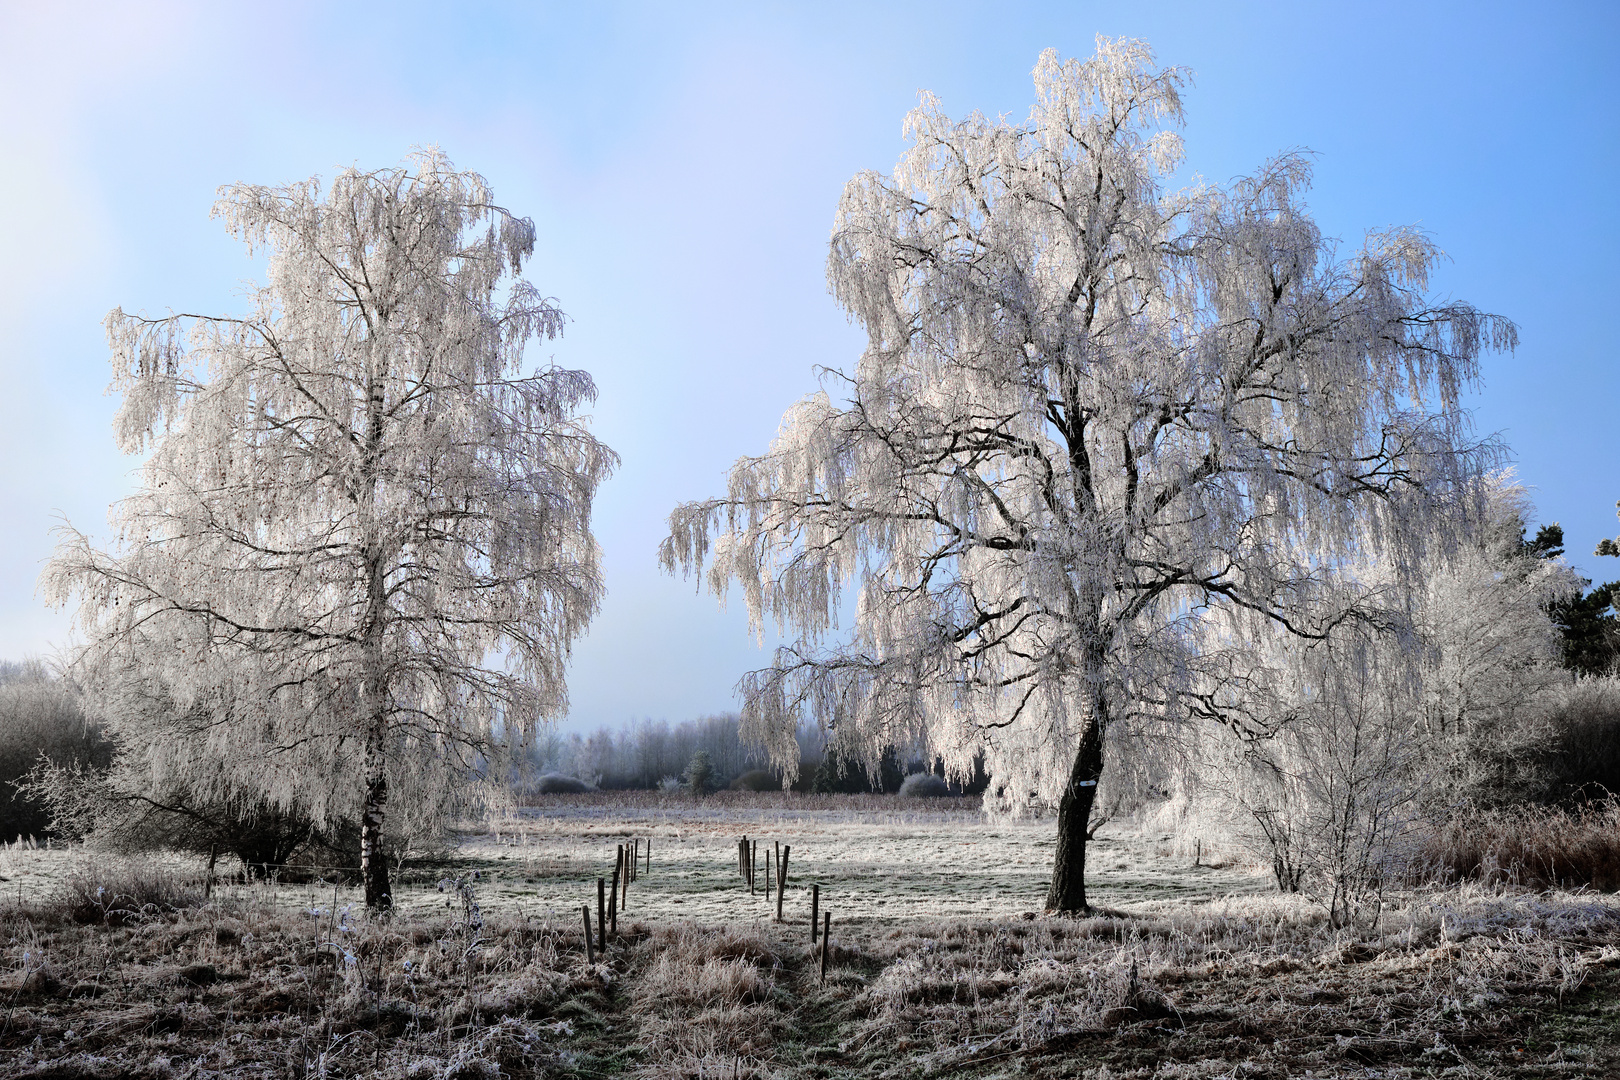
[1417,799,1620,891]
[629,923,788,1079]
[3,798,1620,1077]
[830,890,1620,1076]
[54,863,204,926]
[0,871,605,1078]
[8,884,1620,1078]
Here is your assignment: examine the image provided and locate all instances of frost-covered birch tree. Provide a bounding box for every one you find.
[46,151,616,909]
[661,39,1515,912]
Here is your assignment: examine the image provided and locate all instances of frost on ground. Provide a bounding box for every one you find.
[423,793,1273,928]
[1,795,1617,1078]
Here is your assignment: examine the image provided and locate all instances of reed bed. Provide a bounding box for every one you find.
[1415,799,1620,891]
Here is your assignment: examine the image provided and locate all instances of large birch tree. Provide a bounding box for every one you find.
[46,151,615,909]
[661,39,1514,912]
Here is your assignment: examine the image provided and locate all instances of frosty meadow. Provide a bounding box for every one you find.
[3,35,1619,1080]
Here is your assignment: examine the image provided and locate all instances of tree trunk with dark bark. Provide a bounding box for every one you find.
[1044,691,1106,914]
[361,724,391,910]
[358,365,393,912]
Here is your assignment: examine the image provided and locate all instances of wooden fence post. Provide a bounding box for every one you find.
[750,840,758,894]
[597,878,606,954]
[609,852,620,935]
[776,845,789,923]
[811,883,819,942]
[819,912,831,983]
[617,845,628,911]
[765,847,772,900]
[582,905,595,964]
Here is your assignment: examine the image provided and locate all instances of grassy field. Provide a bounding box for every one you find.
[1,793,1618,1078]
[410,793,1271,926]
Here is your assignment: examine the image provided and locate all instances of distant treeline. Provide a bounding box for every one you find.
[526,713,990,795]
[525,714,817,790]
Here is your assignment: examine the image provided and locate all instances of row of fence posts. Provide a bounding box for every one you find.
[580,837,650,964]
[576,833,833,983]
[739,834,835,983]
[736,834,792,920]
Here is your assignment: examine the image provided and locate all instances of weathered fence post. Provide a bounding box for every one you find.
[811,883,819,942]
[597,878,606,953]
[582,905,595,964]
[609,853,620,935]
[765,847,772,900]
[776,845,789,923]
[620,845,630,910]
[819,912,831,983]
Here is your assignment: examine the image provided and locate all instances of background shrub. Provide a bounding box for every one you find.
[813,746,904,794]
[898,773,951,798]
[1535,677,1620,803]
[24,760,370,881]
[533,773,592,794]
[728,769,778,792]
[0,663,112,841]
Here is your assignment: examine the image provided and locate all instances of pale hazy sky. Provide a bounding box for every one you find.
[1,1,1615,732]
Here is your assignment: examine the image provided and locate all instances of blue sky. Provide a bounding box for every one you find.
[1,1,1615,731]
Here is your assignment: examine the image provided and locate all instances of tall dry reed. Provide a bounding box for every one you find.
[1413,799,1620,890]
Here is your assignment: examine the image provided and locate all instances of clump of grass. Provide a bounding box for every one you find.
[54,859,204,924]
[638,921,779,969]
[640,951,772,1008]
[1416,799,1620,890]
[629,922,790,1078]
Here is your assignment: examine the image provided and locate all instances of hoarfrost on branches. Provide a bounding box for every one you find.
[45,150,616,908]
[1190,477,1579,923]
[662,38,1515,912]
